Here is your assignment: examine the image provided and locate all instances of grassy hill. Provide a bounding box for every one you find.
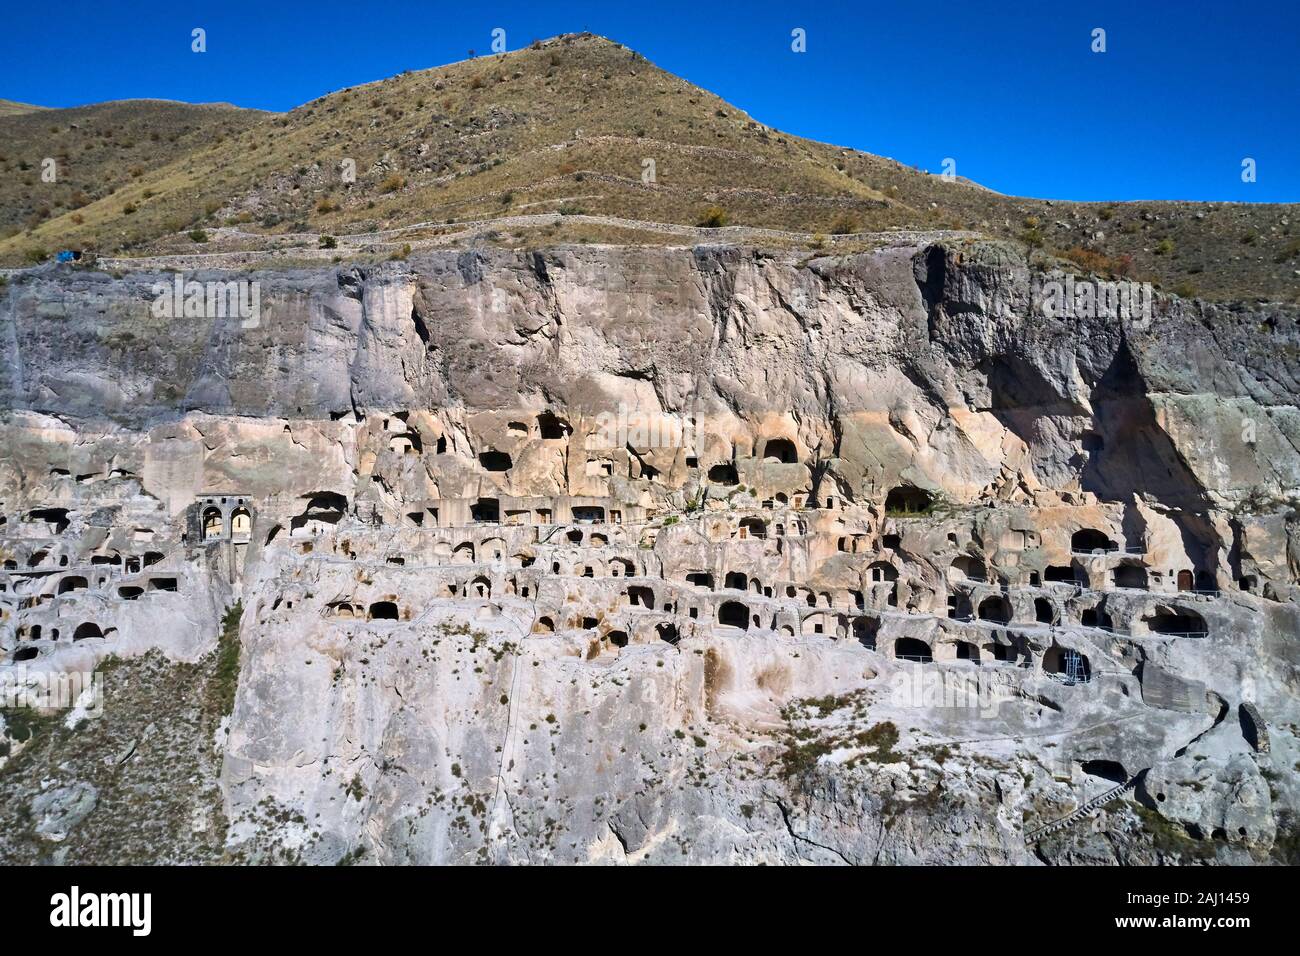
[2,34,1296,302]
[0,99,268,240]
[0,99,49,117]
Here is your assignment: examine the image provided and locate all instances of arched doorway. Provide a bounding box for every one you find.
[203,507,223,539]
[718,601,749,630]
[230,507,252,542]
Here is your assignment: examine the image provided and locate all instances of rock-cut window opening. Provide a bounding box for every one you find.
[885,486,933,515]
[368,601,400,621]
[1071,528,1114,552]
[707,463,738,485]
[762,438,798,464]
[895,637,932,662]
[479,451,513,472]
[718,601,749,629]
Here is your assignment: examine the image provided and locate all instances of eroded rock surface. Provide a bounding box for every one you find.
[2,240,1298,864]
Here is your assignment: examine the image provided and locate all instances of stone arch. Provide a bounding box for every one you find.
[328,601,358,619]
[230,507,252,542]
[202,506,224,539]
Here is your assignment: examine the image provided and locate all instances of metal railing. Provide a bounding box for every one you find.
[1024,776,1137,844]
[1045,671,1091,687]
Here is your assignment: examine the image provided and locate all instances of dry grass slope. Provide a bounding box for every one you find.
[0,99,50,117]
[0,99,269,239]
[2,34,1295,302]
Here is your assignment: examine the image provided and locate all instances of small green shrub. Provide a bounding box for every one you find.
[211,602,243,717]
[698,205,728,228]
[830,212,858,235]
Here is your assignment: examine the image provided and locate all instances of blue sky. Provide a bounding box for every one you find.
[2,0,1296,202]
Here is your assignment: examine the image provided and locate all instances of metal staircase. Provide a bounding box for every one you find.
[1024,775,1139,845]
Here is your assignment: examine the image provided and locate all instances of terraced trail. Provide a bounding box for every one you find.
[72,216,975,272]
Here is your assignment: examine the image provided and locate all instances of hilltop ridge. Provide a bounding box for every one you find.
[1,32,1296,301]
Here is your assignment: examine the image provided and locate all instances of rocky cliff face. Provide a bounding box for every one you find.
[2,239,1298,864]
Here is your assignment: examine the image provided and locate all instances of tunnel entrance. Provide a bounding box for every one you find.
[894,637,932,662]
[718,601,749,630]
[885,485,933,515]
[708,463,738,485]
[368,601,399,621]
[762,438,798,464]
[1081,760,1127,784]
[1145,610,1207,637]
